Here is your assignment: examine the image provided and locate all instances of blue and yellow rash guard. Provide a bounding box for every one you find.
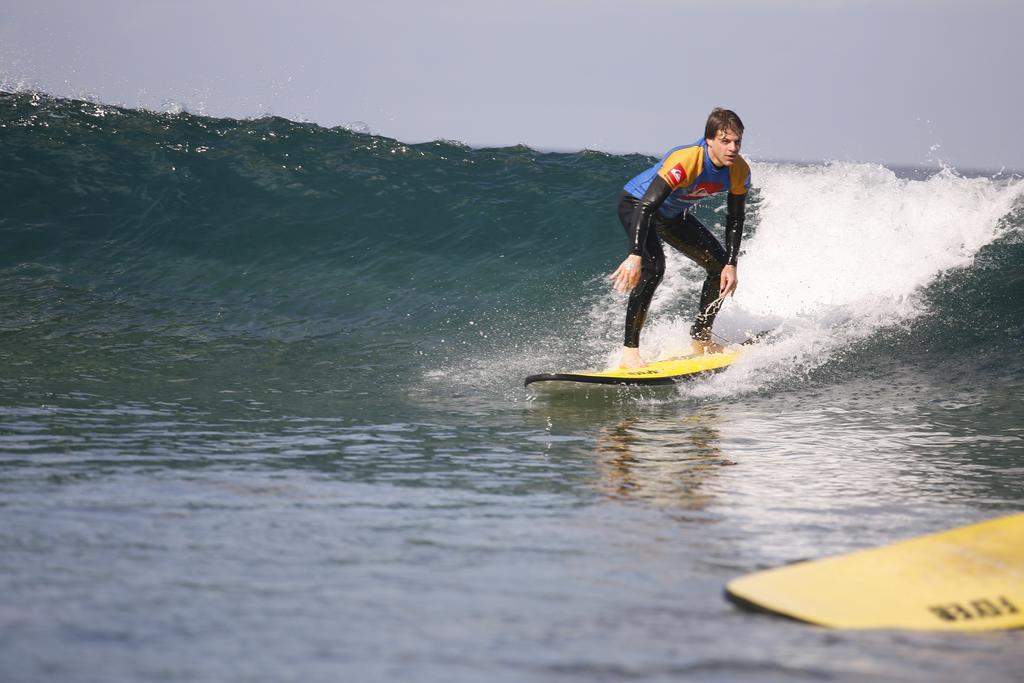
[625,138,751,217]
[623,138,751,263]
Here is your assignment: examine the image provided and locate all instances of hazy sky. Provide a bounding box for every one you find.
[3,0,1022,170]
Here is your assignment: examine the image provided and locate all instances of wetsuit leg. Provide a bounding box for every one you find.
[617,192,665,348]
[657,213,727,342]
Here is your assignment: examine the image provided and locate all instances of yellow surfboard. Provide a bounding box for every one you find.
[725,513,1024,631]
[525,349,742,389]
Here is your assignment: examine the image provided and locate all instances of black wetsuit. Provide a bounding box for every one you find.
[618,140,749,347]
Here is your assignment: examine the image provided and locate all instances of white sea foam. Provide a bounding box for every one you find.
[591,162,1024,396]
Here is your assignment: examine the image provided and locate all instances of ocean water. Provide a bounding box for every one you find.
[1,91,1023,682]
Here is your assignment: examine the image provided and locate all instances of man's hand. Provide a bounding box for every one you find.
[720,264,738,297]
[610,254,642,294]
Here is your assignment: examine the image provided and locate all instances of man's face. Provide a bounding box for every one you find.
[706,128,742,167]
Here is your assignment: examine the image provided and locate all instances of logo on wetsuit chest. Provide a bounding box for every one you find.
[682,182,724,199]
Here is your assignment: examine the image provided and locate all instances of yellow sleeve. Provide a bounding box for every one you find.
[729,156,751,195]
[656,146,704,190]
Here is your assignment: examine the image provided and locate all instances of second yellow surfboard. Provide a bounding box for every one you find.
[726,513,1024,631]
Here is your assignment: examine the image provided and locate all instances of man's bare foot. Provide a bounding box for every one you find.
[618,346,646,369]
[690,338,724,355]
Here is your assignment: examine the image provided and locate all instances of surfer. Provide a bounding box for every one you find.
[610,108,751,369]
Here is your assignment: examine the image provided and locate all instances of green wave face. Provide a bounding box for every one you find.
[2,91,1023,409]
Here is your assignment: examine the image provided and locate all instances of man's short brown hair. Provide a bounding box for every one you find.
[705,108,744,140]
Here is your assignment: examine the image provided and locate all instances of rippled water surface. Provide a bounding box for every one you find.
[4,364,1023,683]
